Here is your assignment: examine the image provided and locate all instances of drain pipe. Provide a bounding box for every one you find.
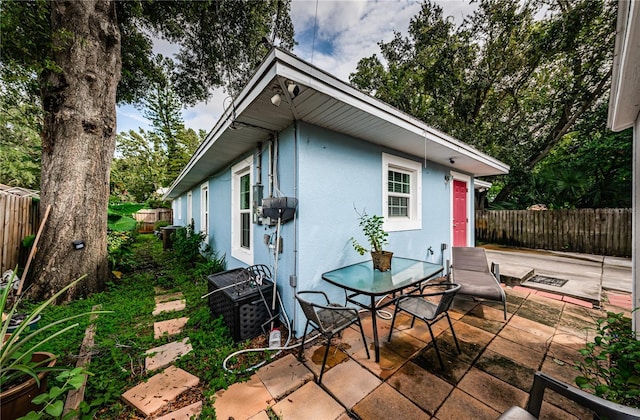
[291,120,299,336]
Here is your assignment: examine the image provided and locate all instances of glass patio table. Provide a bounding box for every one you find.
[322,257,443,362]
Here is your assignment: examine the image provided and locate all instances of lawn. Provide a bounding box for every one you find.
[28,233,255,418]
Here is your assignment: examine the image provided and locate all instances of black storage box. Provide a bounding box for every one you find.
[207,268,276,342]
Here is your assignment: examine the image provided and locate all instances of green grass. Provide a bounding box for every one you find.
[22,234,252,419]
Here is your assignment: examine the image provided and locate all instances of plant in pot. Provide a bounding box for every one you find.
[350,210,393,271]
[1,272,107,420]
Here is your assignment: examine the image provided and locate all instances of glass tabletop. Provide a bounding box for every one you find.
[322,257,443,296]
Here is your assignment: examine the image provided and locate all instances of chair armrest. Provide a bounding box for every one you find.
[527,371,640,419]
[491,262,500,281]
[298,290,330,305]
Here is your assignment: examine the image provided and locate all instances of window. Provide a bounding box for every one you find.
[176,197,182,222]
[232,158,253,264]
[200,183,208,237]
[382,153,422,231]
[187,191,193,225]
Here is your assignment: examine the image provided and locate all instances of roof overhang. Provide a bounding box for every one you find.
[165,48,509,199]
[608,0,640,131]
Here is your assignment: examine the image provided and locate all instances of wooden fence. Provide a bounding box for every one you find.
[0,192,40,275]
[475,209,632,257]
[134,208,173,233]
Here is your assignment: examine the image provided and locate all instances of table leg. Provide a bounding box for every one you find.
[370,295,380,362]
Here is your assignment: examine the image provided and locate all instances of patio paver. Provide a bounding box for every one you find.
[155,401,202,420]
[386,360,453,415]
[256,353,313,399]
[155,291,184,303]
[153,317,189,339]
[321,358,382,408]
[152,299,186,316]
[212,374,273,420]
[271,381,345,420]
[435,388,500,420]
[457,367,529,413]
[121,366,199,417]
[145,337,192,371]
[352,382,430,420]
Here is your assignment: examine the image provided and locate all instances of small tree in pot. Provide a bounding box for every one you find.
[350,210,393,271]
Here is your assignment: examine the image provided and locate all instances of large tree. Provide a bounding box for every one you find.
[350,0,618,208]
[0,0,294,301]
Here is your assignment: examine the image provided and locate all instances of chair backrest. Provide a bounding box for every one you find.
[295,292,323,329]
[433,283,461,316]
[452,247,491,273]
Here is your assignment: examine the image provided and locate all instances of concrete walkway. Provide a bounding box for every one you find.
[482,245,632,304]
[212,285,633,419]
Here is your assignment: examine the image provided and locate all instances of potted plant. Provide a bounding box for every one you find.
[350,210,393,271]
[0,272,106,420]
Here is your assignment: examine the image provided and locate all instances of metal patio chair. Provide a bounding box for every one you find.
[450,247,507,320]
[295,291,370,383]
[498,371,640,419]
[387,282,461,370]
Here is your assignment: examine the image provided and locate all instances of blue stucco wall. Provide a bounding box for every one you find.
[172,120,472,338]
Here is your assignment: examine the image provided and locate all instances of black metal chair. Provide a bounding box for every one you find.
[295,291,370,383]
[387,282,461,370]
[498,371,640,419]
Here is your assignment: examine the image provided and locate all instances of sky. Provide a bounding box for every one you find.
[116,0,476,135]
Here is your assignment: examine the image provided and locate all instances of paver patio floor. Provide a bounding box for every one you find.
[213,286,628,419]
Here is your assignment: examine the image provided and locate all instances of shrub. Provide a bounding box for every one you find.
[154,220,170,230]
[107,230,136,270]
[575,311,640,407]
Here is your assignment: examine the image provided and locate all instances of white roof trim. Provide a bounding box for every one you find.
[165,48,509,199]
[608,0,640,131]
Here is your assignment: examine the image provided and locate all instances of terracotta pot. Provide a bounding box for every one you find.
[371,250,393,272]
[0,352,56,420]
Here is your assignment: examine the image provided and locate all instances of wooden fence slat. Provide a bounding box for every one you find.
[474,208,631,257]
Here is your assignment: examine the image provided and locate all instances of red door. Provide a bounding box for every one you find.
[453,180,468,247]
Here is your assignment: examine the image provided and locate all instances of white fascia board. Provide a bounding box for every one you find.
[608,0,640,131]
[165,53,281,199]
[275,51,509,174]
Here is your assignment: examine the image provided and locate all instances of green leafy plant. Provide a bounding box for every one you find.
[350,210,389,255]
[172,222,210,267]
[575,311,640,407]
[21,367,90,420]
[154,220,170,230]
[107,230,136,271]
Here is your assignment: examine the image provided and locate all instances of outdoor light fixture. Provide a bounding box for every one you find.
[270,93,282,107]
[287,82,300,98]
[449,158,455,164]
[72,240,85,250]
[444,174,453,183]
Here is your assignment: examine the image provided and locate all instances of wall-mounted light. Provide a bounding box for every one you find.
[444,174,453,184]
[449,158,455,164]
[72,240,85,250]
[287,82,300,98]
[270,93,282,107]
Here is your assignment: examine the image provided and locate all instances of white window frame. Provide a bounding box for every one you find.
[187,191,193,226]
[231,158,253,265]
[200,183,209,239]
[382,153,422,231]
[176,197,182,223]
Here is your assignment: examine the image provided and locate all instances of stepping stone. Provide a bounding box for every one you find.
[153,299,186,316]
[155,292,184,304]
[154,317,189,339]
[155,401,203,420]
[145,338,193,371]
[122,366,199,417]
[257,353,313,400]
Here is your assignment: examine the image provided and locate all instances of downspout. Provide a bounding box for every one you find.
[291,120,299,336]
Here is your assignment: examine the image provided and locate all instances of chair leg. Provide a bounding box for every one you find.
[427,323,445,370]
[357,319,370,359]
[387,305,400,342]
[503,300,507,320]
[298,320,310,362]
[446,313,461,354]
[318,333,333,384]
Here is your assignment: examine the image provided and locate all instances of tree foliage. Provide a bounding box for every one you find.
[0,0,294,301]
[350,0,623,208]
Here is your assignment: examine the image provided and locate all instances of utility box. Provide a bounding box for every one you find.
[161,225,182,250]
[207,269,276,342]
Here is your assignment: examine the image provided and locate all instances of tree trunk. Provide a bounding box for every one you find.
[28,0,121,302]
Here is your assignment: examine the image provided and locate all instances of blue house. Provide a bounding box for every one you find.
[164,48,509,335]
